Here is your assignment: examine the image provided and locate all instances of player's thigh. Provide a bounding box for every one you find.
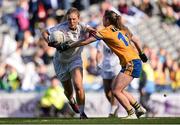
[113,59,141,91]
[53,58,71,82]
[103,79,113,93]
[69,58,83,89]
[112,72,133,91]
[71,67,83,89]
[102,71,117,93]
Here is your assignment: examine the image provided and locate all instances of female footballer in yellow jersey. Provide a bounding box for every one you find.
[59,10,148,118]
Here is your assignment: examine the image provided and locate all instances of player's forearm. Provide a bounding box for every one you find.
[131,36,148,62]
[131,36,143,54]
[58,36,97,52]
[87,26,96,32]
[41,30,50,43]
[70,37,96,48]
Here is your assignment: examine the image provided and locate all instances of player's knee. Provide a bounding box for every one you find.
[112,88,118,97]
[112,87,123,96]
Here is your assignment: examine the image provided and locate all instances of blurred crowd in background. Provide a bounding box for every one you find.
[0,0,180,96]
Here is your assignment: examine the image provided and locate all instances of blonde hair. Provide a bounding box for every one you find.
[104,10,133,40]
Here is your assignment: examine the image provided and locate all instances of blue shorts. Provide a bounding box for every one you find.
[120,59,142,78]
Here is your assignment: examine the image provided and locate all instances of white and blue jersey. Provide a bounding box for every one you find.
[48,21,89,63]
[96,40,121,79]
[47,21,89,81]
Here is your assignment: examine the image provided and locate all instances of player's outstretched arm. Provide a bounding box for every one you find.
[71,36,97,48]
[131,36,142,54]
[131,36,148,62]
[87,26,96,32]
[57,36,97,52]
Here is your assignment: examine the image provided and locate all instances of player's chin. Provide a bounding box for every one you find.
[69,25,77,30]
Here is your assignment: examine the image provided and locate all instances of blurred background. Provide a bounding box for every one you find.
[0,0,180,117]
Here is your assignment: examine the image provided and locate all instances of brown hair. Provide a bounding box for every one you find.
[66,7,80,18]
[60,7,80,23]
[104,10,133,39]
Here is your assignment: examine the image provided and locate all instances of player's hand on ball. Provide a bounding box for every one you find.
[47,30,67,48]
[56,42,70,52]
[47,36,58,47]
[139,52,148,63]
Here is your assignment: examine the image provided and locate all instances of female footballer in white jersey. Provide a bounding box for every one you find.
[42,7,94,119]
[97,41,121,117]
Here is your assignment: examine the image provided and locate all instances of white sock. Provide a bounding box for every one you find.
[79,105,84,113]
[110,105,119,114]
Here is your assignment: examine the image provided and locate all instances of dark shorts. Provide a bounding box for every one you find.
[120,59,142,78]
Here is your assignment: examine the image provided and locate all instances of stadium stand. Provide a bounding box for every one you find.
[0,0,179,117]
[0,0,180,118]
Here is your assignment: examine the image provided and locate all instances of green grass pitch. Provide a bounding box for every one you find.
[0,117,180,124]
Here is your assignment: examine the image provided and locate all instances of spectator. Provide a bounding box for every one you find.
[14,0,30,41]
[154,61,172,92]
[28,0,39,35]
[171,0,180,13]
[40,76,74,117]
[0,64,20,92]
[100,0,121,16]
[171,0,180,26]
[45,17,58,28]
[158,48,167,64]
[163,54,173,84]
[162,6,177,25]
[118,0,147,25]
[118,0,134,16]
[157,0,169,18]
[139,0,154,17]
[171,62,180,91]
[132,0,141,9]
[139,62,155,116]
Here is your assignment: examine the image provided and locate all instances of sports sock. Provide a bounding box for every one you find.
[110,105,119,114]
[127,108,134,115]
[132,101,141,110]
[79,105,85,113]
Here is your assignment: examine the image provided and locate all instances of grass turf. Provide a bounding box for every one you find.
[0,117,180,124]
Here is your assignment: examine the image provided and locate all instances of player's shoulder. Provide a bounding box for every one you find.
[48,21,68,33]
[78,22,87,28]
[56,21,68,28]
[99,25,112,33]
[98,26,112,37]
[77,22,90,32]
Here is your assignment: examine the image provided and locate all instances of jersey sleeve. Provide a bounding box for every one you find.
[47,22,66,34]
[79,22,90,33]
[47,25,58,34]
[96,28,110,39]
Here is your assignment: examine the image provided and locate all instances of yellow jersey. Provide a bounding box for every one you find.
[96,25,140,66]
